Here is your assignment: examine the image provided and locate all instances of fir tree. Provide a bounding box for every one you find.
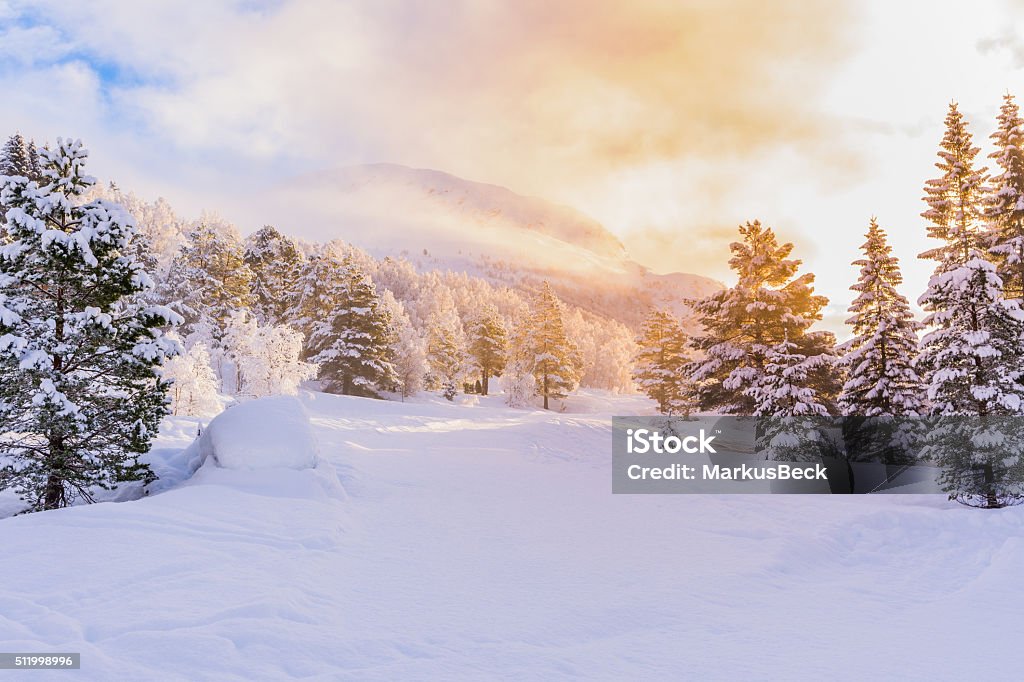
[917,256,1024,507]
[748,337,832,462]
[243,225,303,326]
[920,102,989,271]
[838,218,925,465]
[838,218,924,416]
[632,309,694,416]
[525,282,581,410]
[0,139,180,512]
[986,93,1024,300]
[467,304,507,396]
[688,220,838,415]
[0,133,32,178]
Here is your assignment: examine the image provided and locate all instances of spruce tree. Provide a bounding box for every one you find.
[688,220,838,415]
[838,218,924,416]
[243,225,303,326]
[0,133,31,178]
[986,93,1024,300]
[0,139,179,512]
[467,304,507,396]
[632,309,694,416]
[525,282,581,410]
[748,338,832,462]
[918,105,1024,507]
[917,256,1024,507]
[920,102,988,270]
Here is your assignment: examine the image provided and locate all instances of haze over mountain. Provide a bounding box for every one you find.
[258,163,722,326]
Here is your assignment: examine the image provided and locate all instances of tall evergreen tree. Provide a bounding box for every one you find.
[467,304,507,396]
[986,93,1024,300]
[0,139,179,512]
[632,309,694,416]
[918,105,1024,507]
[688,220,838,415]
[838,218,924,416]
[243,225,303,326]
[525,282,581,410]
[920,102,989,270]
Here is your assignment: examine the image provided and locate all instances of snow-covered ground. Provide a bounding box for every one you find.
[1,390,1022,680]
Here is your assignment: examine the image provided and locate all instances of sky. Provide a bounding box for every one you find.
[2,0,1024,330]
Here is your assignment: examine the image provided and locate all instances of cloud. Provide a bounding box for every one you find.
[0,1,859,199]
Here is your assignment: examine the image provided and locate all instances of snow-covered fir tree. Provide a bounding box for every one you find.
[0,133,37,179]
[986,93,1024,300]
[838,218,924,416]
[920,102,989,269]
[632,309,694,416]
[918,105,1024,507]
[467,304,507,396]
[917,256,1024,507]
[524,282,581,410]
[303,253,395,397]
[838,218,925,464]
[162,335,222,418]
[748,338,832,461]
[0,139,179,512]
[164,222,255,339]
[688,220,838,415]
[243,225,304,326]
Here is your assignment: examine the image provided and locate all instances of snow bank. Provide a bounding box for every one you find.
[199,396,318,470]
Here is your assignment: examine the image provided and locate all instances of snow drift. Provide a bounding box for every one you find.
[199,396,319,470]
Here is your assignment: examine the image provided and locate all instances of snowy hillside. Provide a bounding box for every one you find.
[1,391,1020,680]
[258,163,722,327]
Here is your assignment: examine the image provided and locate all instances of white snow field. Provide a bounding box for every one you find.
[2,390,1023,680]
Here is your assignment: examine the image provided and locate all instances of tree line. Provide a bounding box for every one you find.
[632,96,1024,508]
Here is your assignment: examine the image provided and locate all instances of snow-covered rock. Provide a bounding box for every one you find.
[199,396,318,470]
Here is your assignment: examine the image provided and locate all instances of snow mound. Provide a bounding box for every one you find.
[200,396,318,470]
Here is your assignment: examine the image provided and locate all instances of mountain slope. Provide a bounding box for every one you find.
[258,163,721,327]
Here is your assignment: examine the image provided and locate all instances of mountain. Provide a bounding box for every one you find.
[256,163,722,327]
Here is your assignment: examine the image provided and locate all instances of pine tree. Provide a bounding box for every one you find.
[525,282,581,410]
[304,254,395,397]
[986,93,1024,300]
[688,220,838,415]
[243,225,303,326]
[838,218,924,416]
[0,139,180,512]
[632,309,694,416]
[748,338,832,462]
[920,102,989,271]
[467,304,507,396]
[164,222,254,338]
